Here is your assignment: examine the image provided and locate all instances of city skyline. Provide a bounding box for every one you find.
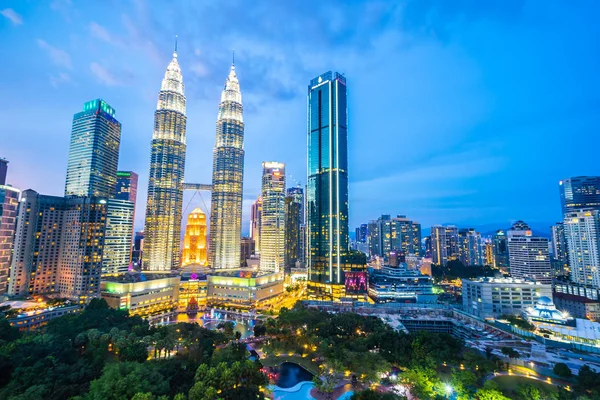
[3,1,600,235]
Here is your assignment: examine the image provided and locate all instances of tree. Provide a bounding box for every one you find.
[253,324,267,337]
[234,331,242,341]
[500,347,520,359]
[515,384,541,400]
[553,362,572,378]
[86,362,170,400]
[351,389,403,399]
[475,388,511,400]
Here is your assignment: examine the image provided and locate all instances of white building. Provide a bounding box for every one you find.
[508,234,552,284]
[564,210,600,288]
[462,277,552,318]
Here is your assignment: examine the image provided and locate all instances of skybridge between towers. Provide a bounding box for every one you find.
[183,183,213,192]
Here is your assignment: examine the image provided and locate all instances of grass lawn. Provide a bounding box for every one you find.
[260,354,320,375]
[493,375,558,393]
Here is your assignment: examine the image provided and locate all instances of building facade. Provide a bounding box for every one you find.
[207,270,283,309]
[560,176,600,214]
[181,208,208,266]
[285,188,303,269]
[462,277,552,318]
[143,47,187,271]
[492,229,509,269]
[65,99,121,198]
[250,197,262,254]
[0,163,19,295]
[551,222,569,276]
[508,234,552,284]
[564,210,600,288]
[259,162,286,273]
[209,63,245,269]
[240,237,255,267]
[431,225,459,266]
[368,215,421,260]
[102,199,135,276]
[368,264,434,303]
[458,228,485,266]
[307,71,349,296]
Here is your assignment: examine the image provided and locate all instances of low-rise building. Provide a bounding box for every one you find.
[207,269,283,309]
[368,264,435,303]
[8,304,83,331]
[100,272,180,318]
[178,270,208,311]
[553,292,600,322]
[462,277,552,319]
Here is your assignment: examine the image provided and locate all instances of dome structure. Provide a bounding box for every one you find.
[526,295,568,323]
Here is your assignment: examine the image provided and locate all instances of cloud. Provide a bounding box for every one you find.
[49,72,72,87]
[189,62,209,77]
[1,8,23,25]
[90,62,123,86]
[36,39,72,69]
[89,22,124,47]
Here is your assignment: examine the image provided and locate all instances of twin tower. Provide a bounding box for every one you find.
[143,46,244,271]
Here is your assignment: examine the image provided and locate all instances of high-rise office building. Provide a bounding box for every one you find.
[285,195,301,269]
[102,199,135,276]
[250,197,262,254]
[115,171,138,202]
[560,177,600,215]
[564,210,600,288]
[285,187,304,268]
[508,227,552,284]
[355,224,368,243]
[209,63,244,269]
[0,159,19,295]
[143,45,187,271]
[240,237,255,267]
[307,71,349,293]
[458,228,485,266]
[182,208,208,266]
[132,231,144,265]
[368,215,421,259]
[65,99,121,198]
[9,190,107,302]
[0,159,7,187]
[492,229,509,269]
[484,241,494,266]
[431,225,459,266]
[259,162,286,272]
[551,222,569,275]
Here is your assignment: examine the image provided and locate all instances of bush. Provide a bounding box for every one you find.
[553,362,572,378]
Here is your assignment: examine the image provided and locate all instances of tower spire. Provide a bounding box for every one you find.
[174,35,178,57]
[232,49,235,66]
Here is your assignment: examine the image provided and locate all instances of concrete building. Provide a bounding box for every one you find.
[178,271,208,311]
[462,277,552,318]
[368,215,421,259]
[553,292,600,322]
[240,237,255,267]
[102,199,135,276]
[368,264,434,303]
[259,162,286,273]
[431,225,459,266]
[508,222,552,284]
[0,159,19,295]
[564,210,600,288]
[250,197,262,254]
[100,273,180,318]
[207,269,283,309]
[458,228,485,266]
[9,190,107,303]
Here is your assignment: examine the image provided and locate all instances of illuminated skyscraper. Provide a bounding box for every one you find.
[209,62,244,269]
[103,199,135,276]
[182,208,208,266]
[65,99,121,198]
[285,187,304,268]
[260,162,286,272]
[560,177,600,214]
[431,225,459,266]
[564,210,600,288]
[0,159,19,295]
[250,197,262,254]
[143,44,187,271]
[307,71,349,294]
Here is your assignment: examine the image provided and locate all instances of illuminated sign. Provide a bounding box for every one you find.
[344,272,367,293]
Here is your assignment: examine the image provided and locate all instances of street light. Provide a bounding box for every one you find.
[445,384,453,397]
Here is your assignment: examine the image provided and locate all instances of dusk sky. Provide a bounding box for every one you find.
[2,0,599,236]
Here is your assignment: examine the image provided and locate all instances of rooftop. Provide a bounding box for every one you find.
[102,272,179,283]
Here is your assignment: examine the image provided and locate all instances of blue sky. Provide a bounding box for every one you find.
[1,0,599,236]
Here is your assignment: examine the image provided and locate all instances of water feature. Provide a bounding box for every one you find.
[154,311,256,339]
[273,362,314,388]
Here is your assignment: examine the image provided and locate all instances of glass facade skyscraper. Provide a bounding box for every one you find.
[260,162,286,272]
[0,159,19,295]
[65,99,121,198]
[307,71,349,289]
[560,176,600,214]
[285,187,304,268]
[209,63,244,269]
[143,47,187,271]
